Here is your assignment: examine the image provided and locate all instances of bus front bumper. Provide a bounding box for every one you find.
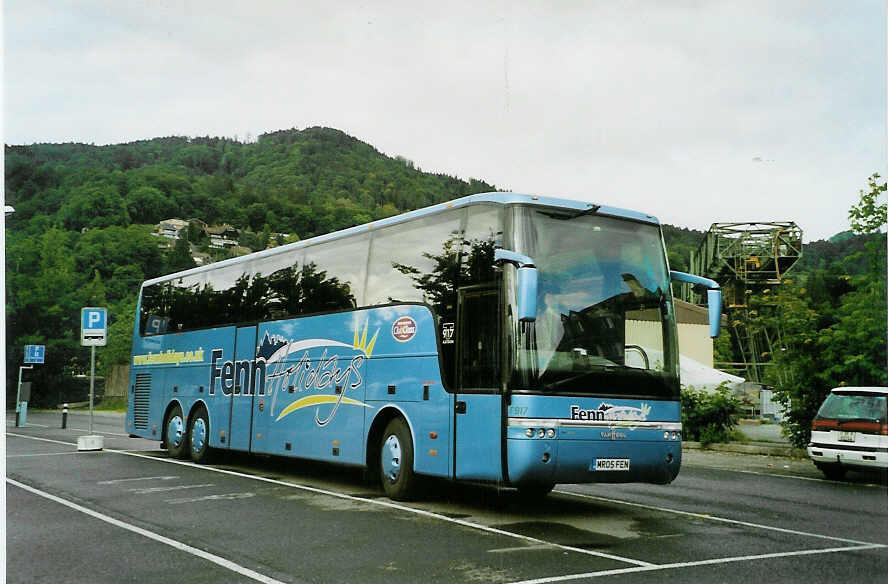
[506,437,682,486]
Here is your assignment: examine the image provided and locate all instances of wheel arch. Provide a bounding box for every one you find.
[161,398,186,433]
[187,399,210,424]
[365,405,415,476]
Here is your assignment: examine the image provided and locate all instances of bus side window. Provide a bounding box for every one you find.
[366,209,464,388]
[457,205,504,391]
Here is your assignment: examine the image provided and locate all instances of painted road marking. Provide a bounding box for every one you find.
[556,490,881,546]
[10,430,886,580]
[7,478,289,584]
[167,492,256,504]
[505,543,886,584]
[6,432,652,568]
[130,483,215,495]
[7,451,99,458]
[98,476,179,485]
[68,427,132,437]
[686,464,887,487]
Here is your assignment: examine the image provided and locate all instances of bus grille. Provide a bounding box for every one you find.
[133,374,151,430]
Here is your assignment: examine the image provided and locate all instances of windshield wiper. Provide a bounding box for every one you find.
[545,364,640,389]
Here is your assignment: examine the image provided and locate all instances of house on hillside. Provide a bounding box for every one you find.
[157,218,189,240]
[206,224,240,249]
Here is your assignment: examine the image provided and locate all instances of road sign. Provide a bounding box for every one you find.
[24,344,45,364]
[81,307,108,347]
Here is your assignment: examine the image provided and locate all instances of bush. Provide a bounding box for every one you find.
[681,383,741,445]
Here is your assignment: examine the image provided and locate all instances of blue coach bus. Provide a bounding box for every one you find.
[126,193,721,500]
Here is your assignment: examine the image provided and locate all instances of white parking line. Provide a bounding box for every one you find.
[11,430,885,582]
[7,478,289,584]
[556,490,881,546]
[67,427,132,437]
[6,432,652,568]
[98,476,179,485]
[130,483,215,495]
[7,451,96,458]
[167,492,256,504]
[505,543,886,583]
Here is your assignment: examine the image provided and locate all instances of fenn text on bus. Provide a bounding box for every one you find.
[126,193,721,500]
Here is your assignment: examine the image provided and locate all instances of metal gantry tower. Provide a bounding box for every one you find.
[680,222,803,382]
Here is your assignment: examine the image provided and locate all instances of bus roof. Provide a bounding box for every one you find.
[142,192,661,287]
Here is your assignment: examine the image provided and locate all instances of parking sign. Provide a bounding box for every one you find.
[81,307,108,347]
[24,344,45,364]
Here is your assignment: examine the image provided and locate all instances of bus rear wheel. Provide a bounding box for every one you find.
[164,404,188,459]
[188,406,213,464]
[380,418,416,501]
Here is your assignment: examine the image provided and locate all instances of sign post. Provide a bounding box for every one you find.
[16,345,45,427]
[79,308,107,451]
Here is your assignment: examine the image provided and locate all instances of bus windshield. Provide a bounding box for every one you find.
[510,207,679,399]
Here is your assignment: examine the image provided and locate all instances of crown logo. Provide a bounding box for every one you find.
[353,320,379,357]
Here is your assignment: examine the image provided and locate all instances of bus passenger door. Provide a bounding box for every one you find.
[454,287,504,481]
[228,326,257,452]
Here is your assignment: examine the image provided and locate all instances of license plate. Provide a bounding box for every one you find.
[593,458,631,471]
[838,431,855,442]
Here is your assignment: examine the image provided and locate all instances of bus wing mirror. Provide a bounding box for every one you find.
[517,266,538,322]
[707,289,722,338]
[670,270,722,338]
[495,249,538,323]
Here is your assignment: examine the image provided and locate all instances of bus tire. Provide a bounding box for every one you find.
[164,404,188,459]
[188,406,213,464]
[380,417,416,501]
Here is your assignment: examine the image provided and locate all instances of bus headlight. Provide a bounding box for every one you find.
[537,428,545,438]
[525,428,535,438]
[547,428,556,439]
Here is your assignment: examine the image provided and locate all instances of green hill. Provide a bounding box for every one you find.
[5,126,878,407]
[5,127,498,405]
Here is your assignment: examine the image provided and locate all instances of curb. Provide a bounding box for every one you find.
[683,441,808,459]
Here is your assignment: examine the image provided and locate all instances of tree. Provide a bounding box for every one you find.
[168,236,196,272]
[848,173,887,235]
[768,174,887,447]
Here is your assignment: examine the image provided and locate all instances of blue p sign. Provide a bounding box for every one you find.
[81,307,108,347]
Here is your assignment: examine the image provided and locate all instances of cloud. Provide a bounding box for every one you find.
[4,0,885,240]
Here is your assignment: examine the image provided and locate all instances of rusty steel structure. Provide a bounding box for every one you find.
[679,222,803,382]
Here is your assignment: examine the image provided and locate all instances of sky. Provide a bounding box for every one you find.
[3,1,886,241]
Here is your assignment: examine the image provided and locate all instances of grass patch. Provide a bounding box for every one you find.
[94,396,127,412]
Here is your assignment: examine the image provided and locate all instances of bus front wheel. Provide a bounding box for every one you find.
[164,404,188,459]
[380,418,416,501]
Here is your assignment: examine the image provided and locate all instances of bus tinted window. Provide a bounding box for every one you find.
[302,233,369,311]
[458,205,504,390]
[251,249,305,320]
[140,282,169,335]
[366,210,464,306]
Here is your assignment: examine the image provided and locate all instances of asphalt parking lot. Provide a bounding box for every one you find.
[7,411,887,583]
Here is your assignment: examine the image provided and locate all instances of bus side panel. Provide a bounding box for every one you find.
[362,306,452,478]
[129,327,236,450]
[228,326,258,452]
[127,332,166,440]
[364,355,453,478]
[249,314,370,464]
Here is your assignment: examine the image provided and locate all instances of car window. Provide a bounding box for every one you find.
[816,392,887,421]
